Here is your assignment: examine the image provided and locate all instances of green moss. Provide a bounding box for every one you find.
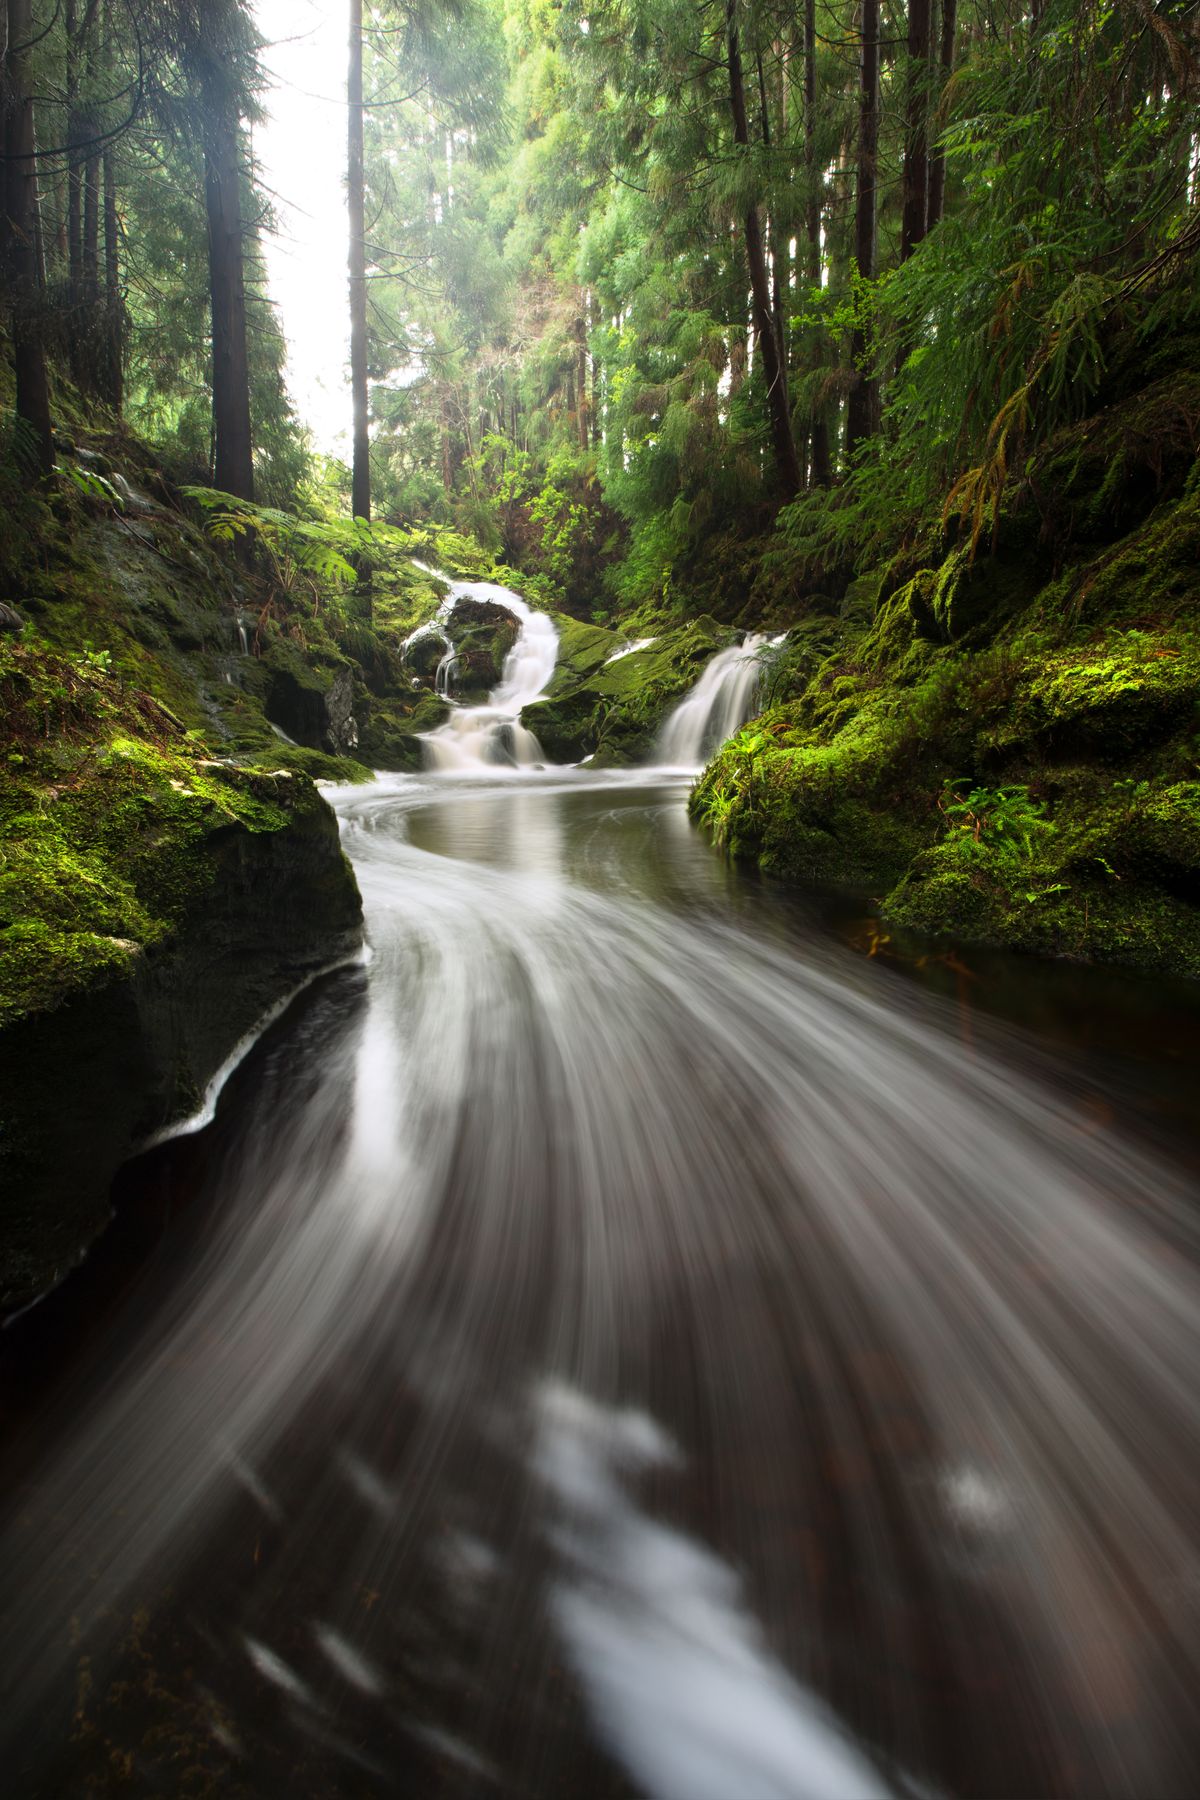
[0,636,346,1026]
[689,407,1200,979]
[0,920,140,1027]
[526,615,735,763]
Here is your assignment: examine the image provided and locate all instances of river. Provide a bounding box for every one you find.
[1,588,1198,1799]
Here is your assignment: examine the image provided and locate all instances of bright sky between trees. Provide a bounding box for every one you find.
[254,0,350,456]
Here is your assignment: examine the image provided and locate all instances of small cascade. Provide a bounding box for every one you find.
[434,649,459,698]
[419,575,559,771]
[655,633,781,766]
[236,615,251,656]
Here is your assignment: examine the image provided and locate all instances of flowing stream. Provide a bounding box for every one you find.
[1,598,1198,1799]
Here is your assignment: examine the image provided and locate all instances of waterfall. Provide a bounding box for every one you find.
[420,575,559,772]
[434,649,458,698]
[655,634,779,767]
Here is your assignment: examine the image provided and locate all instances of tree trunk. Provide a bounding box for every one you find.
[348,0,370,523]
[66,0,82,295]
[803,0,832,486]
[4,0,53,476]
[101,145,122,411]
[727,0,800,500]
[756,48,788,382]
[845,0,879,460]
[926,0,957,231]
[83,148,100,303]
[900,0,932,261]
[202,85,254,500]
[440,389,453,494]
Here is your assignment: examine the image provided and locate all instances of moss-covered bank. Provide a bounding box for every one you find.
[0,633,363,1312]
[0,430,391,1310]
[693,380,1200,979]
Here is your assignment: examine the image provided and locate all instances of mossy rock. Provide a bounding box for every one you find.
[445,599,520,694]
[525,615,735,763]
[0,660,364,1312]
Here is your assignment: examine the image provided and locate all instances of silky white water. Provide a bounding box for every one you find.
[416,573,559,771]
[656,633,779,765]
[1,593,1198,1796]
[0,762,1196,1797]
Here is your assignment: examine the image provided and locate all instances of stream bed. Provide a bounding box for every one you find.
[1,763,1198,1798]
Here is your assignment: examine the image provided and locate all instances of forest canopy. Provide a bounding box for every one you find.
[2,1,1198,614]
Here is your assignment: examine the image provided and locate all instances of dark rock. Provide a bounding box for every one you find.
[0,602,24,635]
[0,779,362,1316]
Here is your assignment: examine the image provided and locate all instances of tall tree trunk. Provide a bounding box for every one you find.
[845,0,879,460]
[900,0,932,260]
[202,91,254,500]
[82,147,100,303]
[756,48,788,381]
[727,0,800,500]
[4,0,53,475]
[440,389,453,494]
[66,0,82,296]
[926,0,957,230]
[348,0,370,523]
[803,0,831,486]
[101,145,122,411]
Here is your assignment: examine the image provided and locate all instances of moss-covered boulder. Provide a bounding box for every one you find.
[0,637,363,1314]
[692,465,1200,979]
[524,614,735,764]
[444,599,520,694]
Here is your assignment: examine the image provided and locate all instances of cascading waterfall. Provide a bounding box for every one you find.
[434,649,459,698]
[655,633,781,766]
[420,575,559,772]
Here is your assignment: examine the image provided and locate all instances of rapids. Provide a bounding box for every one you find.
[0,635,1197,1797]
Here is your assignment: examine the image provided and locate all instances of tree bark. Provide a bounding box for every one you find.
[900,0,932,261]
[727,0,801,500]
[926,0,957,231]
[66,0,81,293]
[101,145,122,411]
[4,0,53,476]
[83,147,100,303]
[804,0,832,486]
[756,48,788,382]
[348,0,370,522]
[845,0,879,460]
[201,73,254,500]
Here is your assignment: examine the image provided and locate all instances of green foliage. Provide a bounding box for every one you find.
[940,782,1055,862]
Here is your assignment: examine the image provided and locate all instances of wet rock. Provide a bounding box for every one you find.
[0,777,363,1316]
